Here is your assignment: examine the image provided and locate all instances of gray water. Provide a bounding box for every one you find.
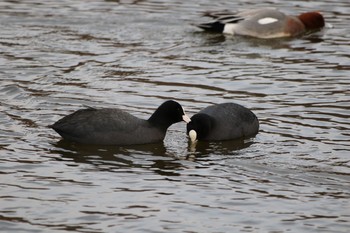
[1,0,349,232]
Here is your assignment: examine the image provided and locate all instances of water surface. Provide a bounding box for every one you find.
[0,0,349,232]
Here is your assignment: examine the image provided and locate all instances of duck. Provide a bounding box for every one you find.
[50,100,191,145]
[186,103,259,142]
[195,8,325,38]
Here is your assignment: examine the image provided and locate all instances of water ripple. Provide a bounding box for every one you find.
[1,0,350,232]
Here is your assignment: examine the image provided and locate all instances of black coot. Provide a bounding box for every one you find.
[50,100,190,145]
[186,103,259,142]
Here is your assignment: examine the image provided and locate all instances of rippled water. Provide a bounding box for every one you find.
[1,0,349,232]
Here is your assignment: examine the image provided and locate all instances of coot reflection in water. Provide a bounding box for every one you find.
[52,139,194,177]
[52,135,255,170]
[187,137,257,157]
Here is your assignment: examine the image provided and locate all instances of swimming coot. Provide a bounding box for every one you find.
[187,103,259,142]
[50,100,190,145]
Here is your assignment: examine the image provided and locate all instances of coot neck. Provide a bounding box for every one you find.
[148,112,173,131]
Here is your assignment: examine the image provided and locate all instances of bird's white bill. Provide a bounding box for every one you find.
[189,130,197,143]
[182,114,191,123]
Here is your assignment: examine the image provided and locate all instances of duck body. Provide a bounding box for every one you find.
[50,100,190,145]
[187,103,259,142]
[196,8,325,38]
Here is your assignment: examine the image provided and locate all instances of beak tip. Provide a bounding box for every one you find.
[183,114,191,123]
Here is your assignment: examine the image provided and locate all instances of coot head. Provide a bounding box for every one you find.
[186,113,213,142]
[148,100,190,130]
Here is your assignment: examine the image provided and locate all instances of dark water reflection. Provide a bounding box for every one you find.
[1,0,350,232]
[52,137,255,171]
